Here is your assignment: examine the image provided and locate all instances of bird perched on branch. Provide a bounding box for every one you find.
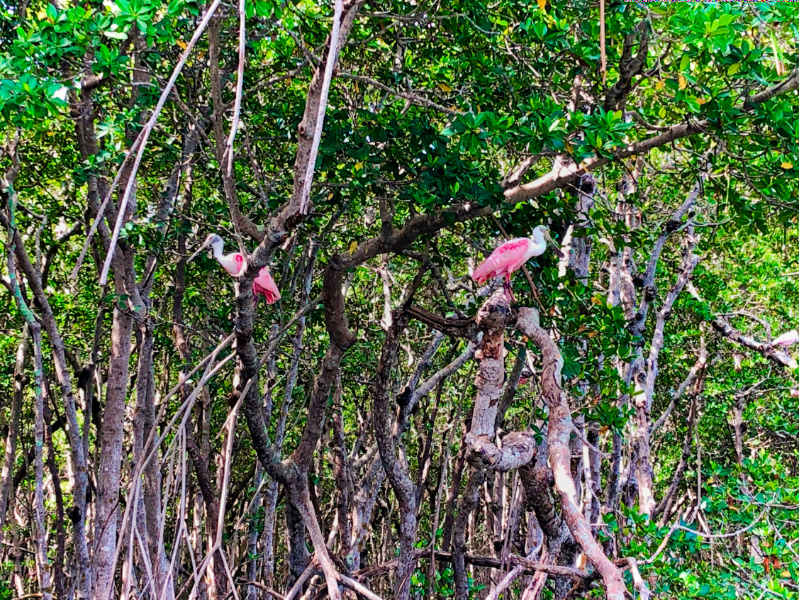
[189,234,245,276]
[471,225,563,302]
[188,234,281,305]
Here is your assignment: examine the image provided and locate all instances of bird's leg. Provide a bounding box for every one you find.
[503,274,515,304]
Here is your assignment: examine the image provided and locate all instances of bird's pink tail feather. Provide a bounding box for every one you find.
[471,262,495,284]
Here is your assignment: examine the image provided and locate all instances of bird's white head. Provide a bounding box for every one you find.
[532,224,565,259]
[188,233,225,262]
[205,234,224,253]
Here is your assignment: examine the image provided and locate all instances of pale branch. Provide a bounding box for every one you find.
[99,0,223,285]
[643,230,701,407]
[483,552,533,600]
[403,331,445,396]
[632,175,705,338]
[297,0,344,215]
[502,118,706,204]
[69,133,142,280]
[224,0,247,178]
[625,558,651,600]
[501,153,550,189]
[688,283,798,370]
[651,345,707,434]
[208,14,259,246]
[406,341,475,419]
[653,378,702,521]
[645,505,770,567]
[631,226,700,516]
[109,334,236,575]
[338,573,385,600]
[244,0,369,267]
[517,307,628,600]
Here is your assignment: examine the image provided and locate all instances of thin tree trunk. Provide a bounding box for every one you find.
[4,166,92,600]
[0,325,28,540]
[373,313,417,600]
[30,325,54,600]
[44,400,67,600]
[92,29,151,599]
[93,303,134,600]
[452,469,485,600]
[134,320,173,600]
[246,324,278,600]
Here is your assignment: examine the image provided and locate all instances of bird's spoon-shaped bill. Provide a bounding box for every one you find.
[543,229,565,259]
[187,240,210,263]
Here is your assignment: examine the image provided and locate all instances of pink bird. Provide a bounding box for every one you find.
[252,267,281,305]
[188,234,245,276]
[188,234,281,306]
[471,225,563,302]
[772,329,798,348]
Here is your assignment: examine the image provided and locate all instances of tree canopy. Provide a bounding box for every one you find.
[1,1,798,599]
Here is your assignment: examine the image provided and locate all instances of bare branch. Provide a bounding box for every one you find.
[688,283,798,370]
[99,0,223,285]
[224,0,247,177]
[505,67,799,204]
[517,307,628,600]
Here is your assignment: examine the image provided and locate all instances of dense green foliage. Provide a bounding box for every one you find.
[1,1,798,599]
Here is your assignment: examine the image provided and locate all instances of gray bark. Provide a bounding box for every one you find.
[0,325,27,540]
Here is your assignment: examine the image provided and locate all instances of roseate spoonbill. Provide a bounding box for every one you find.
[471,225,563,302]
[188,234,281,305]
[253,267,281,304]
[188,234,245,276]
[772,329,798,348]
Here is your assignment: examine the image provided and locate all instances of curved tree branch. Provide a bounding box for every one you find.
[517,307,629,600]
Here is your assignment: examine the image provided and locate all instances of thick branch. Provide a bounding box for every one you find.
[372,311,417,600]
[517,308,628,600]
[405,305,477,340]
[603,22,650,112]
[505,68,799,204]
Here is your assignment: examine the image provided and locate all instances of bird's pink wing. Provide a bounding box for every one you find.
[472,238,530,283]
[253,268,281,304]
[221,253,246,276]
